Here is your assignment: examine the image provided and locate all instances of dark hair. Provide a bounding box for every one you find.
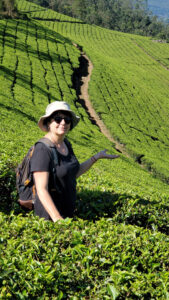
[44,110,73,130]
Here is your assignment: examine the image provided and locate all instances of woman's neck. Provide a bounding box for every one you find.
[45,132,68,155]
[45,132,65,146]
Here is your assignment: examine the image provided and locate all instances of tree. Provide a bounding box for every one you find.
[0,0,18,17]
[72,0,86,19]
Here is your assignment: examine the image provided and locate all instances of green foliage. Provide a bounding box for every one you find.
[76,184,169,235]
[0,1,169,298]
[0,214,168,299]
[27,0,169,39]
[42,11,169,182]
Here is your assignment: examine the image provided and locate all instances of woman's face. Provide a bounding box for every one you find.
[48,111,72,137]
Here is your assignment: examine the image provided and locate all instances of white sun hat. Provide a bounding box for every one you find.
[38,101,80,132]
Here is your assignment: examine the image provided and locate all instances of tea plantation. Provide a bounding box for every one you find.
[0,0,169,299]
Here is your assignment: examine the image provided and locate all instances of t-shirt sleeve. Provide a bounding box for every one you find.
[30,143,51,173]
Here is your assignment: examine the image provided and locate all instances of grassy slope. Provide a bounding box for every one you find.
[0,0,168,228]
[54,22,169,182]
[0,1,169,298]
[20,1,169,183]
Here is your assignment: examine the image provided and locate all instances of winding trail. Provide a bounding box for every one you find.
[72,45,169,183]
[74,44,129,156]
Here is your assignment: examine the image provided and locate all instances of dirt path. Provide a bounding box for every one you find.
[74,45,129,156]
[72,44,169,182]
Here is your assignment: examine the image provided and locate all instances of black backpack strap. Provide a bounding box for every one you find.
[38,137,59,165]
[38,137,72,160]
[64,138,74,154]
[51,147,59,166]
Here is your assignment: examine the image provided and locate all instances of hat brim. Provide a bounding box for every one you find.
[38,108,80,132]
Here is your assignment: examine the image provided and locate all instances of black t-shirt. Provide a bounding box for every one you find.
[30,139,80,220]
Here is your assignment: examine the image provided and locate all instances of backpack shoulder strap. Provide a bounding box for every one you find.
[38,137,55,147]
[41,138,58,165]
[36,137,72,165]
[36,137,58,165]
[64,138,73,153]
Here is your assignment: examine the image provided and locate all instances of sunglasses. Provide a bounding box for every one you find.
[54,116,72,125]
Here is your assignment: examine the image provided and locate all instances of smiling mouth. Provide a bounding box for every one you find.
[59,126,68,130]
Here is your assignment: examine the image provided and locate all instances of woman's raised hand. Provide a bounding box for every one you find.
[94,149,120,160]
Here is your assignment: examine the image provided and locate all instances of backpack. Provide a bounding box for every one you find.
[16,137,63,210]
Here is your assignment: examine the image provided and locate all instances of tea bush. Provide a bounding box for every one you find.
[0,214,168,299]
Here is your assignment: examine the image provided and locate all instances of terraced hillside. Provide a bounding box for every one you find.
[16,0,169,183]
[0,0,169,298]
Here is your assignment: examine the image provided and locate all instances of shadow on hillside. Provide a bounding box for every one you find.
[0,32,70,64]
[1,175,169,234]
[72,55,89,96]
[0,19,77,102]
[0,181,131,217]
[0,65,59,102]
[76,188,169,219]
[72,54,98,126]
[0,103,37,123]
[0,20,75,69]
[0,29,15,39]
[32,17,86,24]
[74,189,169,234]
[75,189,125,220]
[1,161,168,219]
[0,19,73,45]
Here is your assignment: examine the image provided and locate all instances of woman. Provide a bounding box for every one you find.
[31,101,119,222]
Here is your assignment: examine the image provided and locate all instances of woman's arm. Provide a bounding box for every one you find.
[76,149,119,178]
[33,171,63,222]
